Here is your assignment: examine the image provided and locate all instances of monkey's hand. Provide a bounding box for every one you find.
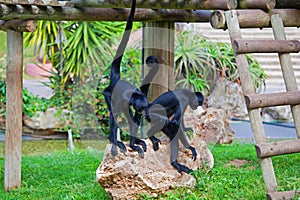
[134,138,147,152]
[188,146,197,161]
[129,137,145,158]
[171,160,192,174]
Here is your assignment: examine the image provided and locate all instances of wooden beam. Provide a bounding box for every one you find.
[275,0,300,9]
[238,0,276,10]
[271,14,300,139]
[4,29,23,191]
[255,140,300,159]
[70,0,237,10]
[211,9,300,29]
[0,0,63,7]
[0,20,36,32]
[233,39,300,54]
[0,6,211,22]
[245,91,300,109]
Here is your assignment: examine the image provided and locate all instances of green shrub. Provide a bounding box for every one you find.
[174,31,268,95]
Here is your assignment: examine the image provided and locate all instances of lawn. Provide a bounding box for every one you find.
[0,139,299,199]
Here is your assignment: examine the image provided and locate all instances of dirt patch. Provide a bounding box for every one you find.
[227,159,251,167]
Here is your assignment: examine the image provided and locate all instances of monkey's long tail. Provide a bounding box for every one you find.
[110,0,136,81]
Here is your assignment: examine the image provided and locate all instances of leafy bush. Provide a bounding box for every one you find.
[0,80,53,117]
[174,31,268,94]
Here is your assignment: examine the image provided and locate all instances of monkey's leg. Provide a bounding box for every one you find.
[134,113,147,152]
[109,113,126,156]
[170,133,192,174]
[103,93,124,156]
[178,126,197,161]
[126,110,146,158]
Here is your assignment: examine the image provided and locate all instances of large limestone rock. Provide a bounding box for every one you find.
[96,135,214,199]
[185,107,235,144]
[23,107,72,131]
[207,79,248,119]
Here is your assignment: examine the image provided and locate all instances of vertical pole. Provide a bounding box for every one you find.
[271,15,300,139]
[4,29,23,191]
[143,22,174,101]
[225,10,277,193]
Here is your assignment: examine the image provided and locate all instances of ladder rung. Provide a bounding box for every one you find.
[245,91,300,109]
[233,39,300,54]
[267,190,299,200]
[255,139,300,159]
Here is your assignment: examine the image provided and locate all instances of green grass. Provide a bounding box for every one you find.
[0,140,299,199]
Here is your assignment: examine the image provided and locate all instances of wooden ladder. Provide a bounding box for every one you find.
[225,10,300,200]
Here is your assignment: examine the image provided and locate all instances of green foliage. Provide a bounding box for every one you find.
[174,31,268,94]
[0,56,6,80]
[0,81,54,117]
[71,46,142,139]
[175,31,214,94]
[24,21,142,83]
[24,21,60,64]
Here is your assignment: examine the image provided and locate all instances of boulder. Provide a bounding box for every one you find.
[23,107,72,131]
[207,79,248,119]
[262,105,293,122]
[185,107,235,144]
[96,135,214,199]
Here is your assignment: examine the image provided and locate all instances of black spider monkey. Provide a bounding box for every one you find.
[128,56,160,158]
[138,56,205,174]
[102,0,149,157]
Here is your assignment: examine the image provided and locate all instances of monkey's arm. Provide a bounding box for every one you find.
[178,126,197,161]
[170,134,192,174]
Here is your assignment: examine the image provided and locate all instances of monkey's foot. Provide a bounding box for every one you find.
[129,144,145,158]
[111,144,118,156]
[134,138,147,152]
[150,136,161,151]
[117,141,127,153]
[188,146,197,161]
[171,161,192,174]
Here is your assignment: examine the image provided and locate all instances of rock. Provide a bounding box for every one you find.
[185,107,235,144]
[96,135,214,199]
[23,107,72,131]
[262,106,293,122]
[207,79,248,119]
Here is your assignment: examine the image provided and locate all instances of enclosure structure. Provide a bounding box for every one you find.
[0,0,299,199]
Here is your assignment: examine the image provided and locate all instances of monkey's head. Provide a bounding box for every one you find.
[189,92,204,110]
[130,90,149,114]
[146,56,159,67]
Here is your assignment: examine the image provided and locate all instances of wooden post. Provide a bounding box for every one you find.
[4,29,23,191]
[143,22,174,101]
[271,15,300,139]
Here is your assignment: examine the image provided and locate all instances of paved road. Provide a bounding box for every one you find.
[231,121,297,139]
[23,79,54,99]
